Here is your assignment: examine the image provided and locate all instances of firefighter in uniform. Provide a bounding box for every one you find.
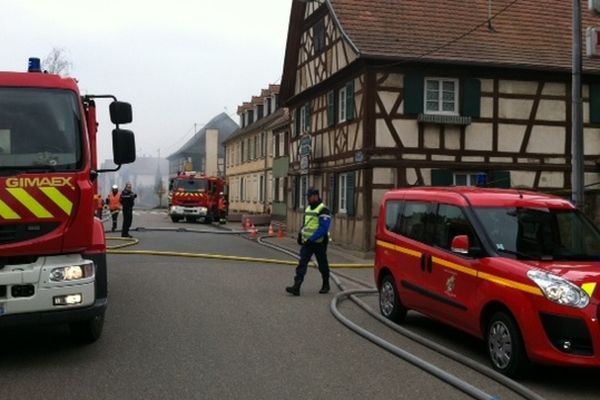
[120,182,137,238]
[286,187,331,296]
[94,193,104,219]
[106,184,121,232]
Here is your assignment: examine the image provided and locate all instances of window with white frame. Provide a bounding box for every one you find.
[338,173,348,213]
[338,86,347,123]
[425,78,458,115]
[454,172,484,186]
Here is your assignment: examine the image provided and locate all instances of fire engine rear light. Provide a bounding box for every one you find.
[53,294,82,306]
[49,262,94,282]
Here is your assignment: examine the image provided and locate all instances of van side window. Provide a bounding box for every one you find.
[400,202,432,243]
[433,204,480,251]
[385,200,404,234]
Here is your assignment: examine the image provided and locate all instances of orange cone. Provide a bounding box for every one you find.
[268,224,274,237]
[245,218,251,231]
[250,224,257,240]
[277,224,285,239]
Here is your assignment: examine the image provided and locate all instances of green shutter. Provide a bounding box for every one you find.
[431,169,453,186]
[462,79,481,118]
[294,108,300,137]
[329,173,337,214]
[346,172,356,216]
[305,103,312,133]
[590,83,600,124]
[327,91,335,127]
[490,171,511,188]
[404,73,424,115]
[346,80,355,120]
[293,176,299,210]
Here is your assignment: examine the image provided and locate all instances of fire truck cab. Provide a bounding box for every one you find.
[168,171,226,223]
[0,58,135,343]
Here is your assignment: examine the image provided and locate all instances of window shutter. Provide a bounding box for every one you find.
[490,171,511,188]
[327,91,335,127]
[404,73,424,114]
[462,78,481,118]
[293,176,300,210]
[346,80,355,120]
[294,108,300,137]
[346,172,356,216]
[590,83,600,124]
[329,173,337,214]
[302,103,311,133]
[431,169,453,186]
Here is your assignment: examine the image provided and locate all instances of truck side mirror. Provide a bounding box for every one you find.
[451,235,470,255]
[109,101,133,124]
[112,129,136,164]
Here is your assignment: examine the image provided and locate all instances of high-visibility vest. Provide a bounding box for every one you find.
[94,194,104,211]
[108,193,121,211]
[301,202,327,243]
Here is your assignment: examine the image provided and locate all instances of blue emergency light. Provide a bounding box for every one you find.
[28,57,41,72]
[476,173,488,187]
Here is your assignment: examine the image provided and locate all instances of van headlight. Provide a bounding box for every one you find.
[527,270,589,308]
[50,262,94,282]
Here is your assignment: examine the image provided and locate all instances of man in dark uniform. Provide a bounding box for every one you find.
[286,187,332,296]
[120,182,137,238]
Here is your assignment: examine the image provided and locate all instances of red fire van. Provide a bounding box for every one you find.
[375,187,600,377]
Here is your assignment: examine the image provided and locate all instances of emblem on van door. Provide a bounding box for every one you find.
[446,274,456,294]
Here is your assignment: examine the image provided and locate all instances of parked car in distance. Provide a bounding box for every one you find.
[375,187,600,377]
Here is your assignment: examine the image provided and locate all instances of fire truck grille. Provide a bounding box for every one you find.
[0,223,60,245]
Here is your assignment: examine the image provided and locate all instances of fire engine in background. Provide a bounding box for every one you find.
[0,58,136,342]
[168,171,227,223]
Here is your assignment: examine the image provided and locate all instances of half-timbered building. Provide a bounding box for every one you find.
[280,0,600,251]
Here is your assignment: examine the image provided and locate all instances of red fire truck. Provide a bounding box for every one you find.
[168,171,226,223]
[0,58,135,342]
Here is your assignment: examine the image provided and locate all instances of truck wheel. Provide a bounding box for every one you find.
[486,311,528,378]
[379,274,407,323]
[70,313,105,344]
[170,216,181,223]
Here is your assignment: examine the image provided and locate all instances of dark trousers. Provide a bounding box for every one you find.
[294,241,329,283]
[122,207,133,236]
[110,210,119,231]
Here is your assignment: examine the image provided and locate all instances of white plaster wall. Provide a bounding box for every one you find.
[499,98,534,120]
[444,126,461,150]
[498,124,526,152]
[378,91,398,115]
[424,126,440,149]
[499,80,538,95]
[542,83,566,96]
[465,123,493,151]
[374,168,396,185]
[511,171,535,188]
[376,119,395,147]
[537,100,566,121]
[480,79,494,93]
[480,97,493,119]
[585,128,600,155]
[538,172,564,188]
[394,120,418,148]
[527,126,565,154]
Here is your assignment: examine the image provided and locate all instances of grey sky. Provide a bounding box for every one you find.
[2,0,292,162]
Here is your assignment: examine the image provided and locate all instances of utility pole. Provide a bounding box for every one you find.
[572,0,585,209]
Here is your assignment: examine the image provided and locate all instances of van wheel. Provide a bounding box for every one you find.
[486,311,528,378]
[170,216,181,223]
[70,313,105,344]
[379,274,407,323]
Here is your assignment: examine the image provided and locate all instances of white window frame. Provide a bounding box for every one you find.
[424,77,459,115]
[338,173,348,213]
[453,172,484,186]
[338,86,347,123]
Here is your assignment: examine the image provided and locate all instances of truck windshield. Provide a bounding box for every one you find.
[474,207,600,261]
[174,179,208,191]
[0,88,82,171]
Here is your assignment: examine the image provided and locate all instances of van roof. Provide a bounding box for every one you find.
[383,186,575,209]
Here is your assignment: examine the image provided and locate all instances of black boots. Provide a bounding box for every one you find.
[285,280,302,296]
[319,279,330,294]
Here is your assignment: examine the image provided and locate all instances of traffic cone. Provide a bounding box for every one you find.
[268,224,274,237]
[277,224,285,239]
[244,218,251,231]
[250,224,257,240]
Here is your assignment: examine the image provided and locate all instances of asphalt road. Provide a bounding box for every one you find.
[1,210,599,399]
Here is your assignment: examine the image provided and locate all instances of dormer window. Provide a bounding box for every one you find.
[424,78,458,115]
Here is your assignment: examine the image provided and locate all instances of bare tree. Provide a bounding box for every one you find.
[42,47,73,76]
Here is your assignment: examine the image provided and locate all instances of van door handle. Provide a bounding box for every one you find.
[427,255,433,273]
[420,254,427,272]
